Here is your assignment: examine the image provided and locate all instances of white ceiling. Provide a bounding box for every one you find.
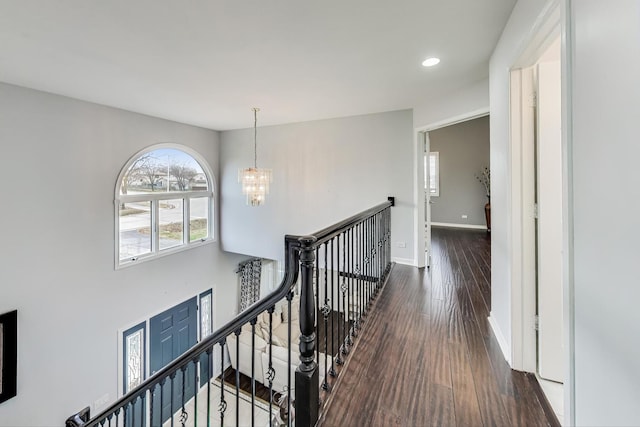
[0,0,515,130]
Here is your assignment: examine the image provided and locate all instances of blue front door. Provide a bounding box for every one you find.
[149,297,198,424]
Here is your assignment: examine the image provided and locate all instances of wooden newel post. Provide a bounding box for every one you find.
[296,235,319,426]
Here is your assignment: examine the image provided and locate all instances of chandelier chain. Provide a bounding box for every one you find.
[253,107,259,168]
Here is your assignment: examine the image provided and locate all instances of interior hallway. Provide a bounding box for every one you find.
[319,227,558,426]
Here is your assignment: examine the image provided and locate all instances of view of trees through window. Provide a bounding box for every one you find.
[117,147,213,265]
[120,148,208,195]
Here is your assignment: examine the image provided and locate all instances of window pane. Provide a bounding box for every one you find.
[200,293,212,338]
[159,199,184,250]
[424,155,428,189]
[429,156,436,189]
[120,148,207,195]
[125,329,144,393]
[429,152,439,195]
[119,202,151,260]
[190,197,209,242]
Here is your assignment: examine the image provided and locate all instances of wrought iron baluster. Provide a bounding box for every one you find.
[353,222,358,328]
[362,221,366,317]
[361,222,364,318]
[383,208,387,275]
[377,212,382,291]
[149,378,155,427]
[358,222,363,326]
[192,357,198,427]
[388,208,392,271]
[349,226,356,341]
[336,233,344,365]
[372,216,376,291]
[378,211,384,287]
[267,306,275,427]
[365,218,369,311]
[139,394,144,427]
[169,372,175,427]
[360,221,367,320]
[234,329,241,426]
[250,318,257,427]
[363,219,368,311]
[321,242,330,391]
[159,377,166,426]
[329,237,337,377]
[315,246,320,373]
[219,340,226,427]
[368,218,371,300]
[206,347,212,427]
[371,215,375,291]
[286,290,293,427]
[371,217,374,301]
[180,366,188,427]
[341,230,349,356]
[358,221,363,326]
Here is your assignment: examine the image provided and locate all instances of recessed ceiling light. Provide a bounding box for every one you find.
[422,57,440,67]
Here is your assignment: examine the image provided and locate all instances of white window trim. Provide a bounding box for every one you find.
[114,143,216,269]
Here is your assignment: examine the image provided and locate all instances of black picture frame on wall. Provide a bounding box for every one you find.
[0,310,17,405]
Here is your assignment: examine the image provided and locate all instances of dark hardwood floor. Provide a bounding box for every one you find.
[319,226,555,427]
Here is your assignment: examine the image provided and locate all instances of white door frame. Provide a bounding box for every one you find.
[413,108,489,268]
[507,0,574,423]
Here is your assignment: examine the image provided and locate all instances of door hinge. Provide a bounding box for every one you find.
[529,92,537,108]
[534,203,539,219]
[534,315,539,331]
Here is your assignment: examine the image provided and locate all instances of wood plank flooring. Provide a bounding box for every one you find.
[319,227,554,427]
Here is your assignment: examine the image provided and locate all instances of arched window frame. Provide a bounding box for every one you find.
[115,143,216,269]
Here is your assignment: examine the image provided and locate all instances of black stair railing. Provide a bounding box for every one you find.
[67,198,394,427]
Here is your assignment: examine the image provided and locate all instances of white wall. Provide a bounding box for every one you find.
[0,83,245,426]
[413,79,489,128]
[569,1,640,425]
[488,0,552,366]
[220,110,415,265]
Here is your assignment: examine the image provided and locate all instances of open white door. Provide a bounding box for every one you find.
[536,58,564,383]
[423,132,432,268]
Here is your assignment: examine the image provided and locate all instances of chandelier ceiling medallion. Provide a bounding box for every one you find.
[238,107,272,206]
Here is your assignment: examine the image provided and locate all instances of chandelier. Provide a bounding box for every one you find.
[238,108,272,206]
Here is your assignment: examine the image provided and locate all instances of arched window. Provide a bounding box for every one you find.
[115,145,214,267]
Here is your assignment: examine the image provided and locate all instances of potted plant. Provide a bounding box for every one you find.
[475,167,491,232]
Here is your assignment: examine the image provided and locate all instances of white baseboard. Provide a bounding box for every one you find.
[488,314,512,366]
[392,257,415,266]
[430,222,487,230]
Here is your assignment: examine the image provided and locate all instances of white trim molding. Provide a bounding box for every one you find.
[416,108,490,132]
[431,222,487,230]
[392,257,415,266]
[488,314,512,366]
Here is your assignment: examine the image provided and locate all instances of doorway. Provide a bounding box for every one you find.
[511,33,565,423]
[414,109,490,270]
[149,296,198,423]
